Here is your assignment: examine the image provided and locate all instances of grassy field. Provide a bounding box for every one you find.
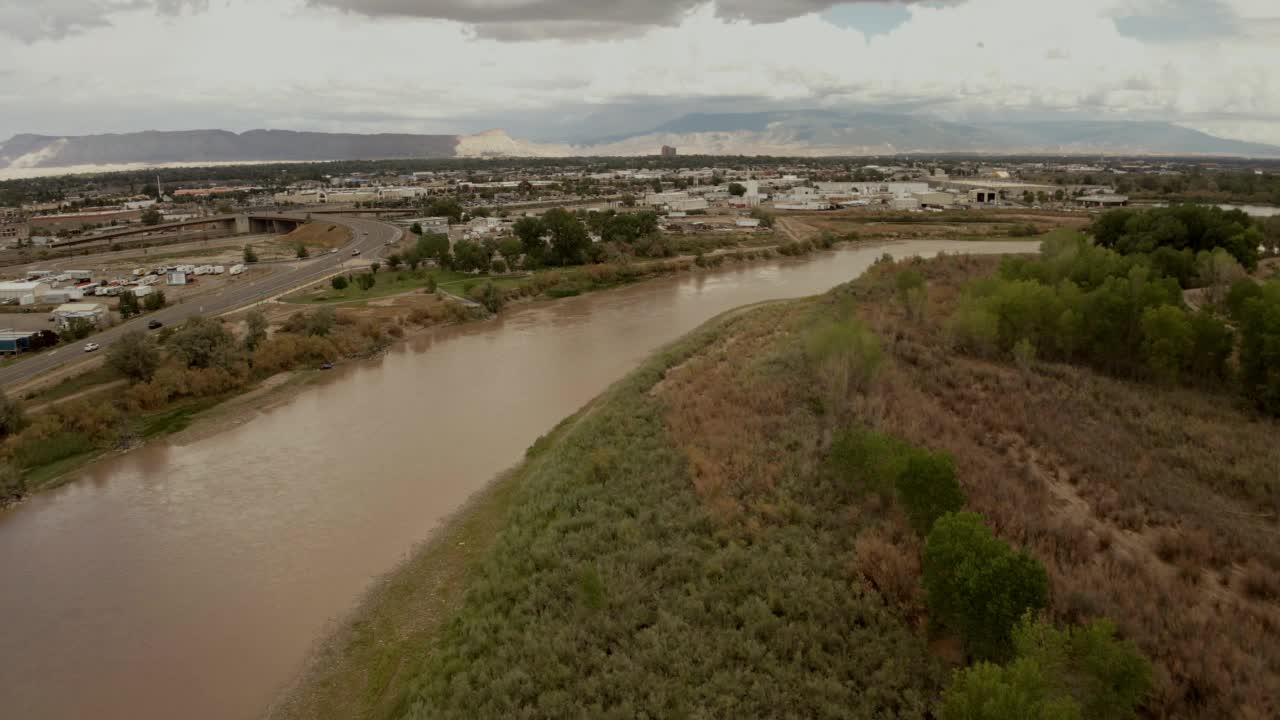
[21,364,122,404]
[436,274,531,299]
[282,270,471,305]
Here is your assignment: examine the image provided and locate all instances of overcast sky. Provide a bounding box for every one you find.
[1,0,1277,144]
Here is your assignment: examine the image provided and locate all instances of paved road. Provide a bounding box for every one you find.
[0,214,399,389]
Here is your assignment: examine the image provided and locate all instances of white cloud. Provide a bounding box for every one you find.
[0,0,1276,144]
[0,0,206,42]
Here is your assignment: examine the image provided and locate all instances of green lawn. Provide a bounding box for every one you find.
[281,269,472,305]
[437,273,532,299]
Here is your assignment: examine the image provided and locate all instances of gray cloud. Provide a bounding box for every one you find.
[306,0,928,40]
[0,0,207,42]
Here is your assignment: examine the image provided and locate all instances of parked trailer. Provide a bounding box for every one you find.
[0,330,36,355]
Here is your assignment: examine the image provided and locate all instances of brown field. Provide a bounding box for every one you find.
[280,222,354,250]
[853,256,1279,718]
[653,253,1278,718]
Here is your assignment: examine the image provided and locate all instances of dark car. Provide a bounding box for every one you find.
[148,320,164,330]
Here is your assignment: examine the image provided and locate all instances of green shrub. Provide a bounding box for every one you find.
[545,284,582,298]
[0,390,27,438]
[827,428,904,500]
[924,512,1050,660]
[896,270,926,318]
[940,658,1076,720]
[942,616,1151,720]
[0,460,25,502]
[806,314,883,406]
[13,432,97,469]
[1238,282,1280,414]
[1013,618,1151,720]
[896,450,966,536]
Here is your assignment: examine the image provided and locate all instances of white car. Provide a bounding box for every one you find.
[83,342,101,353]
[351,249,362,256]
[330,248,338,254]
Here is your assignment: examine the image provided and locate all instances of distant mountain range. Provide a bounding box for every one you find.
[582,111,1280,158]
[2,112,1277,178]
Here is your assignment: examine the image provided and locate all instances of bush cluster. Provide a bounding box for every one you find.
[952,234,1235,386]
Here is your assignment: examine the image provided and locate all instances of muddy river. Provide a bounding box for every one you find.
[0,240,1036,719]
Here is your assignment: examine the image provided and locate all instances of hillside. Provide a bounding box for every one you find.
[580,111,1280,158]
[271,249,1278,720]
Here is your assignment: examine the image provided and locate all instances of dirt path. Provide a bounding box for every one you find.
[26,379,128,413]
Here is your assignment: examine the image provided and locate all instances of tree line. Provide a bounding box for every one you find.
[951,209,1280,415]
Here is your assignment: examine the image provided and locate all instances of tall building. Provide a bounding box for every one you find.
[661,145,677,157]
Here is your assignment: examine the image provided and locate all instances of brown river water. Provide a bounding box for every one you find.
[0,240,1036,720]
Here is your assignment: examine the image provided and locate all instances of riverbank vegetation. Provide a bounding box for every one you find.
[270,217,1276,719]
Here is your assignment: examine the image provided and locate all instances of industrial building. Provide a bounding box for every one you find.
[0,280,52,304]
[52,302,108,329]
[1076,194,1130,208]
[402,217,451,233]
[814,182,929,199]
[912,191,957,208]
[645,191,710,213]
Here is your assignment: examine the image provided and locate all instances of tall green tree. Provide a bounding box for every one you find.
[1140,305,1193,384]
[107,331,161,382]
[542,208,589,266]
[514,216,546,260]
[1238,282,1280,414]
[244,309,268,352]
[924,512,1050,660]
[143,290,166,312]
[168,316,239,370]
[118,291,140,319]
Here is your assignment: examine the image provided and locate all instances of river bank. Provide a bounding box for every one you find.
[0,239,1042,720]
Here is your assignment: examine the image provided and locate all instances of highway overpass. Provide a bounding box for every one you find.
[53,213,309,248]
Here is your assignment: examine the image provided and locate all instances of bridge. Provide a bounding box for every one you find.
[53,213,309,248]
